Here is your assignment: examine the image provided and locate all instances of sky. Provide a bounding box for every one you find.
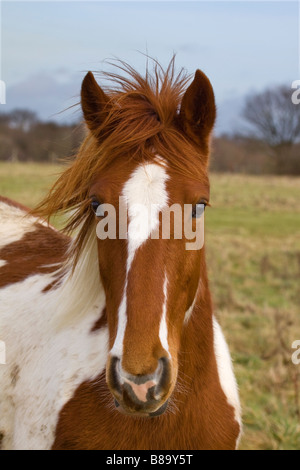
[0,1,299,134]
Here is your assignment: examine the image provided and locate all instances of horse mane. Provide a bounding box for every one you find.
[33,57,209,270]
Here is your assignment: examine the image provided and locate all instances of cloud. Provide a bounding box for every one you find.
[1,68,246,136]
[215,96,244,136]
[3,71,83,123]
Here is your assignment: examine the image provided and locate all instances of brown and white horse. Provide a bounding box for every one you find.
[0,60,241,450]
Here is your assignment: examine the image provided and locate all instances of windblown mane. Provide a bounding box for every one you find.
[34,58,209,269]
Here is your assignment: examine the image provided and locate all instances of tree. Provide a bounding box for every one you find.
[8,109,38,132]
[242,86,300,173]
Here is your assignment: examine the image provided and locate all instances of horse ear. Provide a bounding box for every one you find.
[81,71,109,136]
[179,70,216,152]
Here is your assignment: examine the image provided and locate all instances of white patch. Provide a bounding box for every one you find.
[0,271,108,450]
[111,161,169,358]
[159,273,170,356]
[213,316,242,448]
[111,290,127,358]
[122,161,170,266]
[0,200,51,248]
[0,260,7,268]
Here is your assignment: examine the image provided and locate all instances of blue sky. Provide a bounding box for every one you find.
[0,1,299,133]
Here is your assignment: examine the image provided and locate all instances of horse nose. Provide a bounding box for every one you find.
[121,357,170,410]
[108,356,171,413]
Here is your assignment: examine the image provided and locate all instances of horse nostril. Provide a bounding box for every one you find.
[149,399,169,417]
[155,356,171,395]
[107,356,122,395]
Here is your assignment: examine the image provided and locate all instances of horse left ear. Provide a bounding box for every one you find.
[81,71,109,136]
[179,70,216,152]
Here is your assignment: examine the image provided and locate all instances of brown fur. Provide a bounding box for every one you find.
[90,307,108,332]
[0,223,70,289]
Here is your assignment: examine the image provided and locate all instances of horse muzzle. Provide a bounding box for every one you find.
[107,356,172,417]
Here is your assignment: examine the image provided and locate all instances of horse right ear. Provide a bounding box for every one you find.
[81,72,109,136]
[178,70,216,154]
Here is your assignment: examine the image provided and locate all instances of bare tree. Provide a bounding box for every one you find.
[242,86,300,172]
[0,109,83,162]
[8,109,38,132]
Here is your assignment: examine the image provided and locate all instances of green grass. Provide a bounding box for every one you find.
[206,174,300,450]
[0,162,62,209]
[0,163,300,450]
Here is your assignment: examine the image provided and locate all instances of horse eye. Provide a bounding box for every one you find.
[91,199,104,217]
[91,199,99,213]
[192,202,206,219]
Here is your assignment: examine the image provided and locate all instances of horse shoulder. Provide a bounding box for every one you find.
[0,197,108,449]
[0,272,108,449]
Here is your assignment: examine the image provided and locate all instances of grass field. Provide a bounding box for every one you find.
[1,162,300,450]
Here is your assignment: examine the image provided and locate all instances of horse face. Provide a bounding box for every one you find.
[81,64,216,416]
[89,157,209,416]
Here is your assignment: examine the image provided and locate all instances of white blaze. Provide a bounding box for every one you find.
[111,161,169,357]
[159,272,170,356]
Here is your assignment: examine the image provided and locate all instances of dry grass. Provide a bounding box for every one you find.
[207,174,300,450]
[0,163,299,449]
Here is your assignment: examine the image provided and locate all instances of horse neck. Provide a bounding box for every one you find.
[178,253,217,390]
[175,252,241,439]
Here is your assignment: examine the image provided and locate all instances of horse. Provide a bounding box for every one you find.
[0,59,241,450]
